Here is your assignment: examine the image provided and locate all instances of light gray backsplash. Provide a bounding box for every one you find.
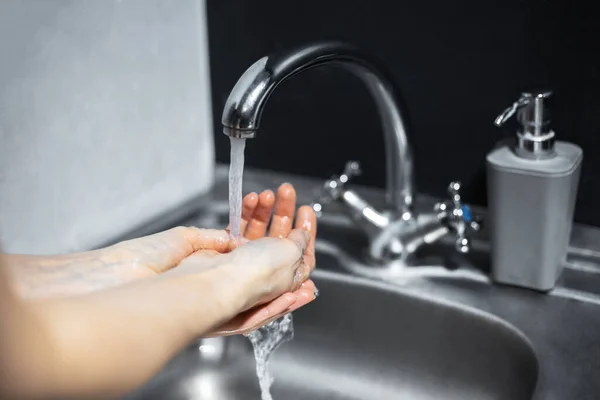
[0,0,215,254]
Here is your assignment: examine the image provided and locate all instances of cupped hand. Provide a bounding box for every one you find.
[7,182,318,336]
[179,183,318,336]
[8,183,313,298]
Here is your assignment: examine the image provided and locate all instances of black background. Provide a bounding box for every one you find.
[206,0,600,226]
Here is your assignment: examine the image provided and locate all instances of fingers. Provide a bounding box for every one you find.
[205,292,297,337]
[294,205,317,270]
[283,285,317,314]
[184,227,238,253]
[207,282,319,337]
[242,292,297,328]
[300,279,317,293]
[111,227,235,274]
[244,190,275,240]
[237,192,259,235]
[242,282,318,334]
[268,183,297,238]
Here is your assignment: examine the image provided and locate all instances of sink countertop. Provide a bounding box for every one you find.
[120,164,600,400]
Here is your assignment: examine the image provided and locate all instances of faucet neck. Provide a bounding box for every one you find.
[221,41,415,217]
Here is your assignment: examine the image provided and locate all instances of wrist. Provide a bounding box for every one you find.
[163,263,249,336]
[27,269,248,399]
[206,260,254,314]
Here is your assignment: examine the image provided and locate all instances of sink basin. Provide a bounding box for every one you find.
[124,270,538,400]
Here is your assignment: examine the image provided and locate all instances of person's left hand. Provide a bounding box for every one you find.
[6,184,317,325]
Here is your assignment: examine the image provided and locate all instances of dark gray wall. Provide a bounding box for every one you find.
[206,0,600,226]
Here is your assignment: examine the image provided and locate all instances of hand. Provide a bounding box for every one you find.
[174,183,318,336]
[216,183,318,335]
[5,226,239,299]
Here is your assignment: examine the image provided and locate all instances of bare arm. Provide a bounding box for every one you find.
[0,257,59,399]
[3,184,316,303]
[0,232,310,400]
[28,265,245,399]
[1,227,239,299]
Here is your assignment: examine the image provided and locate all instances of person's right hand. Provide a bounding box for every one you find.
[174,183,318,336]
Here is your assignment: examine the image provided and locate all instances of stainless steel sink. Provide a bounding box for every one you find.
[124,269,538,400]
[110,165,600,400]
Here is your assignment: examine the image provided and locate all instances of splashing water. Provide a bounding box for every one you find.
[228,137,246,237]
[247,314,295,400]
[227,135,294,399]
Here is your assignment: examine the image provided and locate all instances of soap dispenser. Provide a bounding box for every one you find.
[487,90,583,291]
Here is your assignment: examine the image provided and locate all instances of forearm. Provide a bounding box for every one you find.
[1,251,109,298]
[0,253,56,282]
[0,250,151,299]
[28,266,245,399]
[0,264,59,399]
[0,252,91,270]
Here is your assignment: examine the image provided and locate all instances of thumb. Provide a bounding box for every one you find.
[286,229,310,252]
[287,229,311,289]
[110,227,236,275]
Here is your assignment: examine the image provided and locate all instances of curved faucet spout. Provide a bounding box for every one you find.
[221,41,414,218]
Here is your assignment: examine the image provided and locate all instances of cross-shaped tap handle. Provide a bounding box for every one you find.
[311,160,362,217]
[341,161,362,183]
[436,181,481,253]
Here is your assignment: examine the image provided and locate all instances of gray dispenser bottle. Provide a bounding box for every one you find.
[487,90,583,291]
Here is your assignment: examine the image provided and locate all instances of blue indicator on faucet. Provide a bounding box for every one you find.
[461,205,472,223]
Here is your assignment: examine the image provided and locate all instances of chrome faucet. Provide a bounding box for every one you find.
[222,41,478,264]
[221,41,413,219]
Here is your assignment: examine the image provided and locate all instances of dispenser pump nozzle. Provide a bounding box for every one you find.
[494,90,556,159]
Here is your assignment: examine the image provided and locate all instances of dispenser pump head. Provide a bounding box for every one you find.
[494,90,556,159]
